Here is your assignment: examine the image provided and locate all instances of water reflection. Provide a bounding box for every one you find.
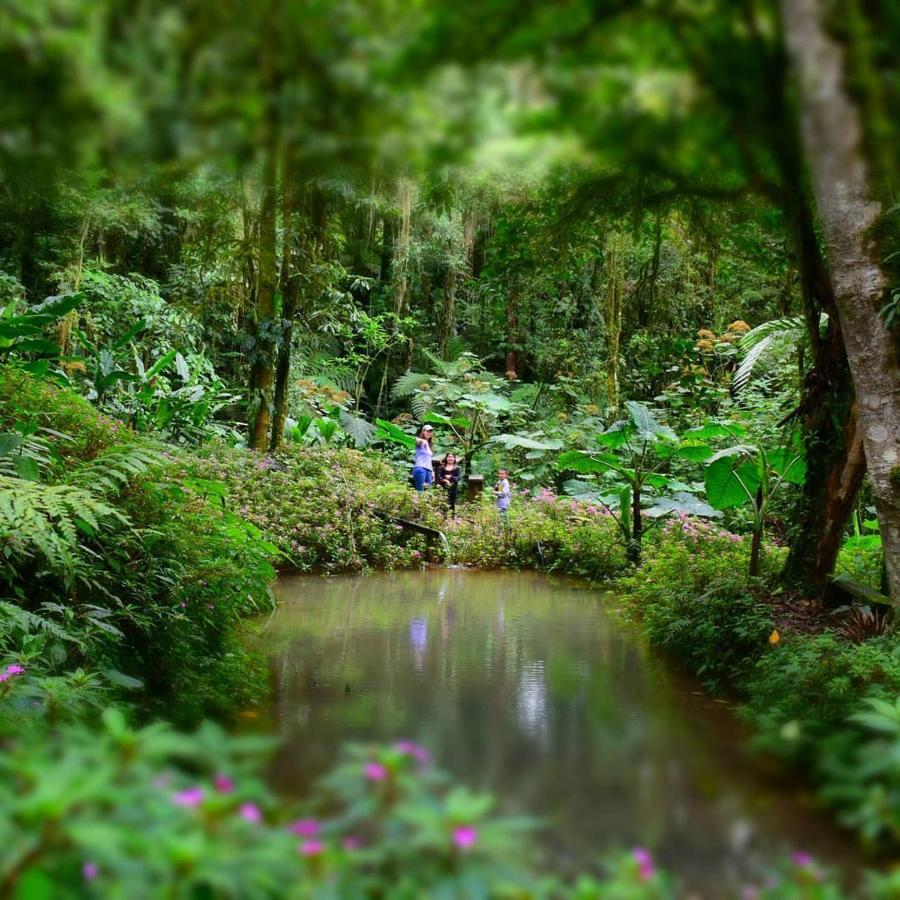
[254,570,857,897]
[409,616,427,671]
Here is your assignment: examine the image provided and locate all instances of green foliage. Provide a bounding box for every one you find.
[192,445,442,573]
[0,369,275,721]
[558,402,719,561]
[819,696,900,846]
[0,476,124,584]
[0,703,675,899]
[622,529,773,688]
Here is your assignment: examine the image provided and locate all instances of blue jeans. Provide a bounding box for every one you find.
[412,466,433,491]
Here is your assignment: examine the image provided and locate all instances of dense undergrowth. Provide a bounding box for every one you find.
[1,372,896,896]
[0,369,276,722]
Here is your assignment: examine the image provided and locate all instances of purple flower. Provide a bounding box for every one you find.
[364,761,388,781]
[299,840,324,856]
[289,818,320,837]
[633,847,655,881]
[239,802,261,824]
[395,740,431,764]
[0,664,25,683]
[214,774,234,794]
[82,861,99,881]
[452,825,477,850]
[172,787,204,808]
[791,851,814,868]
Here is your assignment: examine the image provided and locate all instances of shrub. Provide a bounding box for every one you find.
[191,444,445,573]
[744,633,900,760]
[0,368,276,722]
[446,491,627,579]
[622,528,773,688]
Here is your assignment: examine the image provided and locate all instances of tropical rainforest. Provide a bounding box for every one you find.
[1,0,899,897]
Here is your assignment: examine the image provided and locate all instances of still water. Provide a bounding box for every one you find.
[254,569,857,897]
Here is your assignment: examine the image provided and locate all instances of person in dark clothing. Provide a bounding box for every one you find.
[434,452,461,517]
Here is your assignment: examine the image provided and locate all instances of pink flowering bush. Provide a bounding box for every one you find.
[190,444,446,573]
[445,492,626,580]
[0,709,690,898]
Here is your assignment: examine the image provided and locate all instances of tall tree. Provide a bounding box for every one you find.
[781,0,900,598]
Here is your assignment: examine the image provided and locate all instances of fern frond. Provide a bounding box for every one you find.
[0,600,80,644]
[392,370,434,399]
[410,392,434,420]
[734,316,812,393]
[338,409,376,448]
[420,348,456,378]
[0,476,127,576]
[65,445,162,496]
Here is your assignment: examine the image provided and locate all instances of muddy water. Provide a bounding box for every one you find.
[253,569,858,897]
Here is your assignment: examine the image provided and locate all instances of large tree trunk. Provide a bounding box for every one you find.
[780,189,866,595]
[782,0,900,599]
[269,155,298,453]
[605,231,626,414]
[505,281,519,380]
[247,32,280,451]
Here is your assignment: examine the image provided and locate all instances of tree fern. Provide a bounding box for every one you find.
[65,445,162,496]
[392,370,434,399]
[733,316,816,393]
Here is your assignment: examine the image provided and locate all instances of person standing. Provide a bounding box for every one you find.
[435,452,461,516]
[494,468,511,524]
[412,424,435,492]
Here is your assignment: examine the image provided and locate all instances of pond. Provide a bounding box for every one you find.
[251,569,857,897]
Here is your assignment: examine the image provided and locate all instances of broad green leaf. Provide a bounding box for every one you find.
[643,493,722,519]
[374,418,416,449]
[557,450,622,475]
[145,350,177,381]
[0,432,23,456]
[595,425,631,449]
[767,448,806,485]
[174,351,191,381]
[314,418,337,442]
[493,434,563,451]
[15,456,40,481]
[625,401,676,440]
[674,442,713,462]
[11,338,59,356]
[705,456,762,509]
[31,291,83,319]
[684,421,747,440]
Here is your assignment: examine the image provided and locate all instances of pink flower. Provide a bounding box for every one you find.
[452,825,477,850]
[82,861,99,881]
[214,774,234,793]
[289,818,320,837]
[342,836,361,851]
[633,847,655,881]
[239,802,261,824]
[394,740,430,763]
[299,840,324,856]
[791,851,814,868]
[0,664,25,683]
[364,761,388,781]
[172,787,204,808]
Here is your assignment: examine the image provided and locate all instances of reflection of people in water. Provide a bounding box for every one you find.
[409,616,427,671]
[440,601,456,642]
